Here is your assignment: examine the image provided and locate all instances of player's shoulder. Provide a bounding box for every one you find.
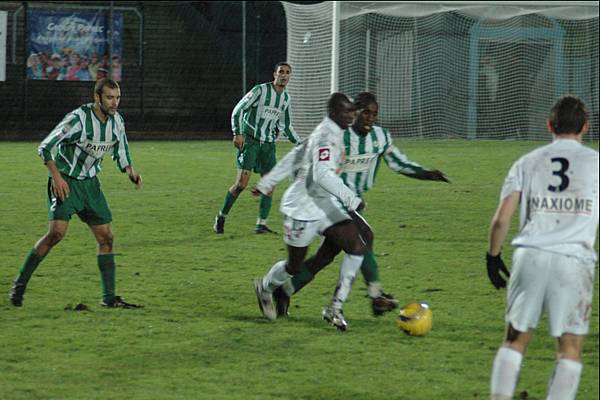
[255,82,270,91]
[66,104,90,122]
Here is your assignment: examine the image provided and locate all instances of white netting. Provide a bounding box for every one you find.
[282,2,599,139]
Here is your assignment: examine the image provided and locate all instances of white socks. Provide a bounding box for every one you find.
[547,358,582,400]
[491,347,523,400]
[331,254,364,309]
[261,260,292,293]
[491,347,582,400]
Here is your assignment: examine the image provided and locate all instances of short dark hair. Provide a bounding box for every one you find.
[274,62,292,72]
[549,95,589,135]
[94,78,120,97]
[354,92,377,110]
[327,92,352,115]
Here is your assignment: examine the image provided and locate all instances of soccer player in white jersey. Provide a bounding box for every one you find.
[272,92,449,317]
[213,62,301,235]
[486,95,598,400]
[9,79,143,309]
[253,93,373,331]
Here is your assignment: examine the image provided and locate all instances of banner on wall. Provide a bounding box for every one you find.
[27,10,123,81]
[0,11,7,82]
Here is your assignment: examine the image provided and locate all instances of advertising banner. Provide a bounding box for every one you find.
[27,10,123,81]
[0,11,7,81]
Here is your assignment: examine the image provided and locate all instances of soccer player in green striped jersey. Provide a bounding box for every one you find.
[9,79,143,309]
[213,62,301,234]
[273,92,449,317]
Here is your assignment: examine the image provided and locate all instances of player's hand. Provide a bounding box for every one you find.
[486,252,510,289]
[127,169,143,189]
[233,134,245,149]
[427,169,450,183]
[51,173,70,201]
[356,200,366,212]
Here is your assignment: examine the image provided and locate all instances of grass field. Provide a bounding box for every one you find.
[0,139,598,400]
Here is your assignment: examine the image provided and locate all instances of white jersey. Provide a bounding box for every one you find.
[257,117,361,221]
[501,138,599,262]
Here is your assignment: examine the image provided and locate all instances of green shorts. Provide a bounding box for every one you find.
[47,175,112,225]
[236,135,277,174]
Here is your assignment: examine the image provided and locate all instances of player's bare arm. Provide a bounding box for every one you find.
[46,160,69,200]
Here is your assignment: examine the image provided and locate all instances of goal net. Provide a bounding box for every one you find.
[282,1,599,140]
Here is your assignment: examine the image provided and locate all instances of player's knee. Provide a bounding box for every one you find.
[346,240,368,256]
[46,230,66,246]
[97,232,114,250]
[558,335,584,361]
[504,325,532,353]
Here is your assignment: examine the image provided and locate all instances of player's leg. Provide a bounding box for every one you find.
[10,220,70,306]
[546,334,585,400]
[84,179,141,309]
[88,223,141,309]
[10,176,77,307]
[490,325,534,400]
[272,236,341,317]
[215,139,257,233]
[215,169,252,233]
[255,216,316,320]
[256,245,308,320]
[255,142,277,234]
[362,249,399,316]
[545,252,594,400]
[320,218,369,330]
[491,247,545,399]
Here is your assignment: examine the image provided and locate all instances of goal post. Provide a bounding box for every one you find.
[281,1,599,140]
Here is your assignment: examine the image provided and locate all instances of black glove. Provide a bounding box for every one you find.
[426,169,450,183]
[486,252,510,289]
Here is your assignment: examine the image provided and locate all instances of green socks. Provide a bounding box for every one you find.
[98,253,116,303]
[15,248,45,285]
[360,250,379,283]
[220,191,238,216]
[259,194,272,220]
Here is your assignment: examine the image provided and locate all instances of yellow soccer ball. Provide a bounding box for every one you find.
[397,302,432,336]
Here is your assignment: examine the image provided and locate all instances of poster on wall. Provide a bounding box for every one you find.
[27,10,123,81]
[0,11,7,82]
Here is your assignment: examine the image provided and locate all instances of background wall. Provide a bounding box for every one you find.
[0,1,288,139]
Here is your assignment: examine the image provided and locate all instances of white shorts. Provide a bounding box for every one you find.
[282,212,350,248]
[506,247,595,337]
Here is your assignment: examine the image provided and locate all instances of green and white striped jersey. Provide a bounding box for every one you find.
[38,103,132,180]
[231,82,300,144]
[340,126,428,196]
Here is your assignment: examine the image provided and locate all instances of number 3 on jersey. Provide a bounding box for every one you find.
[548,157,570,192]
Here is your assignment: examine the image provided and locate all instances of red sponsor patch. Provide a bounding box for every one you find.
[318,148,331,161]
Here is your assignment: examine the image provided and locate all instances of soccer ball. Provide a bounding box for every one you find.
[396,302,432,336]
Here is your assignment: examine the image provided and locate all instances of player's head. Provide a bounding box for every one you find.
[328,92,356,129]
[94,78,121,117]
[548,95,589,136]
[273,62,292,88]
[353,92,378,134]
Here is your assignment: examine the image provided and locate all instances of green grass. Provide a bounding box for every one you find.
[0,139,598,400]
